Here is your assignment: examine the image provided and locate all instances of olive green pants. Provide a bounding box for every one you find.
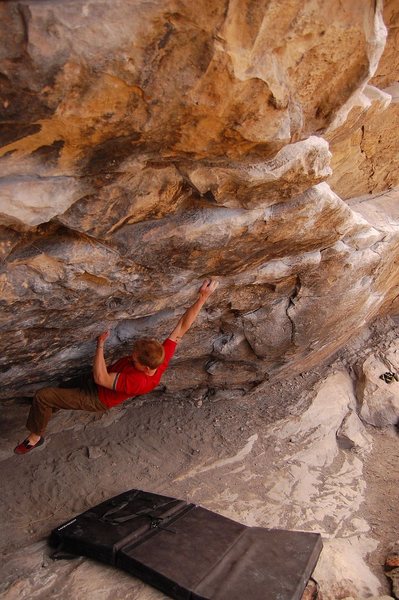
[26,378,106,436]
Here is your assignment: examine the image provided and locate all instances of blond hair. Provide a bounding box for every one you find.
[132,338,165,369]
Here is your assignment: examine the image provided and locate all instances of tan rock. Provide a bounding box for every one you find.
[371,0,399,90]
[325,1,398,201]
[2,184,399,399]
[267,371,379,599]
[186,137,332,209]
[336,410,373,452]
[357,344,399,427]
[0,0,385,166]
[0,1,398,400]
[327,85,399,199]
[0,176,89,228]
[57,161,190,237]
[110,182,364,275]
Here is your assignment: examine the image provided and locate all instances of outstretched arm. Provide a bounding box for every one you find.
[168,279,218,344]
[93,331,118,389]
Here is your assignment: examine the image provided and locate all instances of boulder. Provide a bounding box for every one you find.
[0,1,398,400]
[357,344,399,427]
[336,410,373,452]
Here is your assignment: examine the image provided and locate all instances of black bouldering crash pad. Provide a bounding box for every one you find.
[50,489,322,600]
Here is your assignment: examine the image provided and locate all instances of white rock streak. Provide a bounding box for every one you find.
[0,176,87,227]
[173,433,258,481]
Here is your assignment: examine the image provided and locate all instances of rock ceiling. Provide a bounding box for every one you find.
[0,0,398,400]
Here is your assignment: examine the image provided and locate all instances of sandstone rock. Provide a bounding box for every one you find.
[0,1,398,402]
[0,0,383,166]
[0,3,398,598]
[0,175,89,228]
[220,0,385,142]
[325,0,398,201]
[186,137,332,209]
[371,0,399,90]
[2,185,399,400]
[242,297,293,360]
[336,410,373,451]
[326,85,399,199]
[313,537,381,600]
[110,182,357,275]
[357,343,399,427]
[265,371,379,599]
[57,161,191,237]
[86,445,104,459]
[0,225,20,260]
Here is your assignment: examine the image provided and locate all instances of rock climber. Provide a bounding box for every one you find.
[14,279,218,455]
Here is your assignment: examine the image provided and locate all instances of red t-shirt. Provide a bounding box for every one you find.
[97,338,177,408]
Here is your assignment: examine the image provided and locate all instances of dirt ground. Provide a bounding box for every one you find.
[0,317,398,599]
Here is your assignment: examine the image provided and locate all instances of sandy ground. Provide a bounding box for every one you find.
[0,319,398,600]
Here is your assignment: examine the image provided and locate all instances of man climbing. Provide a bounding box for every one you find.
[14,279,218,455]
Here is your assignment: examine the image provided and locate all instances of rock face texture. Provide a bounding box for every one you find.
[357,339,399,427]
[0,0,399,400]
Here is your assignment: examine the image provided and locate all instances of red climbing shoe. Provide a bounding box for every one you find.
[14,437,45,455]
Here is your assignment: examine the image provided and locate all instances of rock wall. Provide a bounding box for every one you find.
[1,0,398,400]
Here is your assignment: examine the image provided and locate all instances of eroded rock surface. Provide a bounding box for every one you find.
[0,1,398,408]
[357,340,399,427]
